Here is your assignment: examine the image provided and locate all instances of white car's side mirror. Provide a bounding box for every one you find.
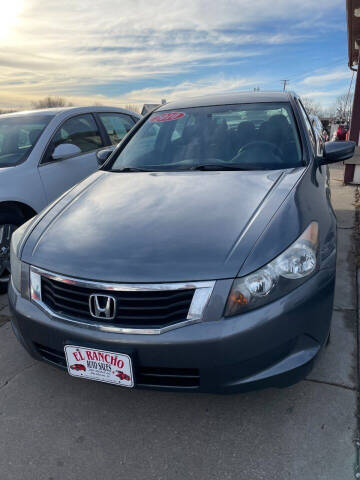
[96,147,114,166]
[52,143,81,161]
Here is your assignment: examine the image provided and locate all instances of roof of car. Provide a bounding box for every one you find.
[0,105,141,119]
[156,91,296,111]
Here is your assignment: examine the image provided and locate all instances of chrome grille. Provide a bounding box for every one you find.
[41,276,195,328]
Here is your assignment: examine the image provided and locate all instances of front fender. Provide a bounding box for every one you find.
[238,164,336,277]
[0,165,46,213]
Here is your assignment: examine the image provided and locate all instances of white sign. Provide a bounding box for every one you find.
[64,345,134,387]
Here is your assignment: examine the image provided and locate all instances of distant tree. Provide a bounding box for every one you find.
[31,96,74,109]
[124,104,141,114]
[329,93,354,123]
[301,97,323,117]
[0,108,16,115]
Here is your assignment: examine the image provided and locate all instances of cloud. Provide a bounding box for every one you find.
[296,87,354,111]
[0,74,264,109]
[119,75,264,103]
[301,91,337,98]
[0,0,346,107]
[301,68,352,86]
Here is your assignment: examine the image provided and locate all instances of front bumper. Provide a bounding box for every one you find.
[9,267,335,394]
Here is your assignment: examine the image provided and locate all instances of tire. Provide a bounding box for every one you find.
[0,208,26,295]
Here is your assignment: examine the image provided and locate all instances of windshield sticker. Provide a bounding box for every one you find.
[150,112,185,123]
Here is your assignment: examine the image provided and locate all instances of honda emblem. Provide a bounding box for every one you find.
[89,294,117,320]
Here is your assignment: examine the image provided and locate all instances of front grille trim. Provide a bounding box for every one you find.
[30,266,215,335]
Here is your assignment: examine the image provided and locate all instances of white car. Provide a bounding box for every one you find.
[309,114,327,142]
[0,105,141,293]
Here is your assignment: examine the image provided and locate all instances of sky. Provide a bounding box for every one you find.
[0,0,353,111]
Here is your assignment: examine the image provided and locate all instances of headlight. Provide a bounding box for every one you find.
[224,222,319,317]
[9,219,33,296]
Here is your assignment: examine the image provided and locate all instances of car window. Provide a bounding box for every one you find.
[51,114,103,157]
[0,115,53,168]
[125,122,161,159]
[108,103,303,171]
[98,113,135,145]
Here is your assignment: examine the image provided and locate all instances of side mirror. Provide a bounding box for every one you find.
[96,147,114,166]
[52,143,81,161]
[320,141,355,165]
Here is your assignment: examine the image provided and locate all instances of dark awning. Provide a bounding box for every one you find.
[347,0,360,68]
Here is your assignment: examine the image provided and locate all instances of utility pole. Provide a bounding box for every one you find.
[280,80,290,91]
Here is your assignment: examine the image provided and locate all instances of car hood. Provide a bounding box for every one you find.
[22,169,305,282]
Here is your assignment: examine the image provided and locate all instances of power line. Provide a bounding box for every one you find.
[280,79,290,91]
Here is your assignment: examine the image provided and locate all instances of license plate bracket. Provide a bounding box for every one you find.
[64,345,134,388]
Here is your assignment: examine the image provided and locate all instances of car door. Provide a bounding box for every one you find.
[96,112,136,146]
[38,113,105,203]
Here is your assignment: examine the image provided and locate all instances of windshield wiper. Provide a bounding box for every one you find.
[190,164,249,171]
[112,167,152,172]
[112,165,250,172]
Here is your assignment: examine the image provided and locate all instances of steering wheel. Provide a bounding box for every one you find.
[231,141,283,163]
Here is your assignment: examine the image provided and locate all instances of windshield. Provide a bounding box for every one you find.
[0,115,53,168]
[109,102,303,171]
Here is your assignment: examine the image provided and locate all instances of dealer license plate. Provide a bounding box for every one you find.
[64,345,134,388]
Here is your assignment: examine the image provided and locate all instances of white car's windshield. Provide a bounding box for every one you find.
[109,102,303,171]
[0,115,53,168]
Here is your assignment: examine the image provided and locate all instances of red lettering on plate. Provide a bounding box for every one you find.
[73,351,84,361]
[86,351,94,361]
[82,350,124,369]
[150,112,185,123]
[98,352,105,362]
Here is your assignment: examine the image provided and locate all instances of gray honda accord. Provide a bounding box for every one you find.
[8,92,355,393]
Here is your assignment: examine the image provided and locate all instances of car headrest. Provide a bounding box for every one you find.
[236,121,255,138]
[182,125,197,143]
[261,115,291,143]
[29,128,43,146]
[268,114,291,130]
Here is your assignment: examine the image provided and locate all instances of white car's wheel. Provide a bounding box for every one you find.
[0,211,25,294]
